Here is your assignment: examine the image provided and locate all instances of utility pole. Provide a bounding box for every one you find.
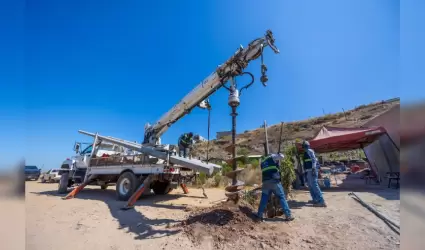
[342,108,347,120]
[263,120,269,156]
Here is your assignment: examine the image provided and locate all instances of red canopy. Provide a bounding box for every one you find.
[297,126,387,153]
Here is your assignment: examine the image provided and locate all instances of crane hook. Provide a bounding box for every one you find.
[260,44,268,87]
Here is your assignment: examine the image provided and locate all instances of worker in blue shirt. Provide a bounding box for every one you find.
[302,141,327,207]
[178,132,194,158]
[257,153,294,221]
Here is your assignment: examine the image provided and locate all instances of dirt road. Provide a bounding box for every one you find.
[26,181,399,250]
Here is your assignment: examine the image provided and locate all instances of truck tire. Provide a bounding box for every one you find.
[152,181,171,195]
[58,172,69,194]
[116,172,139,201]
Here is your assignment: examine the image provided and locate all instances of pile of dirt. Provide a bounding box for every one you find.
[179,201,291,249]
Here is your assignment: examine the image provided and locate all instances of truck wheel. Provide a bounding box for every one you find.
[116,172,138,201]
[41,177,46,183]
[58,172,69,194]
[152,181,171,195]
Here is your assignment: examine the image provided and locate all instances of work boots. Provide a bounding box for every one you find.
[284,215,295,221]
[313,202,327,207]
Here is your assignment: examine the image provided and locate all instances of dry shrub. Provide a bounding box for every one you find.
[241,167,262,186]
[360,114,373,120]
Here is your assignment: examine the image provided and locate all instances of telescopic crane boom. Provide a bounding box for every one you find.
[79,30,279,176]
[143,30,280,145]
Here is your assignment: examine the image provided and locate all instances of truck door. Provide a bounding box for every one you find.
[75,145,93,168]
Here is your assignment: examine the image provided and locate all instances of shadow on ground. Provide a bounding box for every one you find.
[31,187,206,240]
[298,173,400,201]
[288,200,311,209]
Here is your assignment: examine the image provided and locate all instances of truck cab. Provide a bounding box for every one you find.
[72,141,126,169]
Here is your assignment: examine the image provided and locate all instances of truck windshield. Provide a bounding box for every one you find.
[80,145,93,155]
[25,166,38,170]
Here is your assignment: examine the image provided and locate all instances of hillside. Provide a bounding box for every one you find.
[191,98,400,161]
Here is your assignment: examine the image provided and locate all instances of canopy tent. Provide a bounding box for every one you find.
[296,126,388,153]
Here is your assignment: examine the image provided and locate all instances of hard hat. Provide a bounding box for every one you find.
[271,153,284,161]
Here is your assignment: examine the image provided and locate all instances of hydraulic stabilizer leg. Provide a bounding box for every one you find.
[121,176,151,210]
[180,183,189,194]
[62,175,96,200]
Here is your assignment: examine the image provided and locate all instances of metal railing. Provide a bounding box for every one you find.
[89,154,153,167]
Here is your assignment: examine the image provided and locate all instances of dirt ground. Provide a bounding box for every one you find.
[26,177,400,250]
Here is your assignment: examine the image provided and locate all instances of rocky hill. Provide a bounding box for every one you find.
[191,98,400,161]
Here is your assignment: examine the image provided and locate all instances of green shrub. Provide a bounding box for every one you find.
[213,174,222,187]
[249,159,259,168]
[199,172,207,185]
[221,163,233,175]
[279,145,297,198]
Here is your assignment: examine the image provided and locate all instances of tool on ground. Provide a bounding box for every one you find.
[60,30,279,209]
[349,192,400,235]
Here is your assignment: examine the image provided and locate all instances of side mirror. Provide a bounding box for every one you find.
[74,143,80,154]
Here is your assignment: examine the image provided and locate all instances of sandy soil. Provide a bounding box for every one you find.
[26,179,400,250]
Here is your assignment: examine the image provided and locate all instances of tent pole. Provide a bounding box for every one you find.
[361,144,374,169]
[361,144,378,182]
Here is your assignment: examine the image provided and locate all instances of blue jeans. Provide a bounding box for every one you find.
[178,143,189,158]
[306,169,325,203]
[257,180,291,218]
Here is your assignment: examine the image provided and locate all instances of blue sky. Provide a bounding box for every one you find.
[0,0,420,170]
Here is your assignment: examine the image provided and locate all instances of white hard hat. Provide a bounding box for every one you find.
[271,153,284,161]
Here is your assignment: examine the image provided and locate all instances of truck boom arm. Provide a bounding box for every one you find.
[144,30,279,144]
[78,130,221,175]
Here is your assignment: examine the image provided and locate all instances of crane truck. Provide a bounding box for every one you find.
[58,30,280,208]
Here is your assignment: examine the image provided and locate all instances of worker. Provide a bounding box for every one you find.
[256,153,294,222]
[302,140,327,207]
[178,132,194,158]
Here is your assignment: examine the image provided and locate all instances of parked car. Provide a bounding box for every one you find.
[25,165,41,181]
[40,169,62,183]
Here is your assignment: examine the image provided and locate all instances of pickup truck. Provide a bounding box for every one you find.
[40,169,62,183]
[25,165,41,181]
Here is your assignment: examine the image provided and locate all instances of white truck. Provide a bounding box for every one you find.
[40,169,62,183]
[58,30,280,205]
[58,140,191,200]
